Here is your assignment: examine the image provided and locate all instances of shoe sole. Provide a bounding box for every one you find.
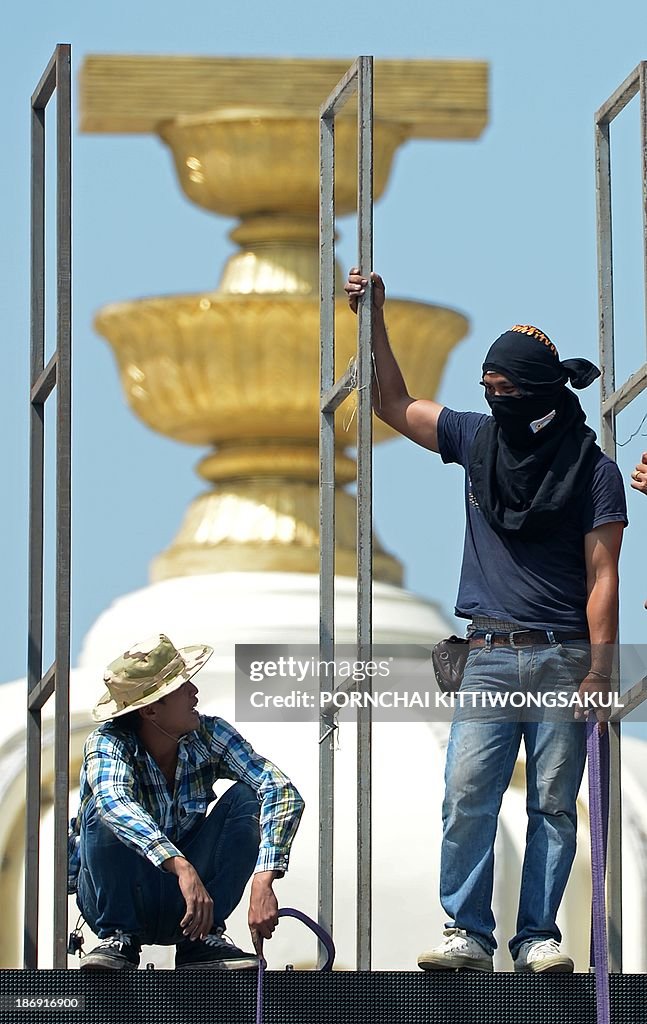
[514,958,574,974]
[418,955,493,972]
[175,959,258,971]
[80,959,138,971]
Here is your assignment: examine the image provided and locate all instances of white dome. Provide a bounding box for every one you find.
[77,572,452,666]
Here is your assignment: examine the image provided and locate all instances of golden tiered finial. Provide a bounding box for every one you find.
[82,56,488,583]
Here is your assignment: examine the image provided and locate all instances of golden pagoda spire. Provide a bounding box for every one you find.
[82,56,488,583]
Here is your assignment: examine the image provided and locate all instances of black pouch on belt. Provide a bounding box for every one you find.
[431,636,470,693]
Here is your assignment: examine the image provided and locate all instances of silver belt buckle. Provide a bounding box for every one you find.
[509,630,533,647]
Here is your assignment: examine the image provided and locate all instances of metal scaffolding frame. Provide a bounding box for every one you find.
[595,60,647,974]
[25,43,72,970]
[23,45,647,983]
[319,56,374,971]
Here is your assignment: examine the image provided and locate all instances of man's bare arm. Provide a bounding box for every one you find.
[584,522,623,658]
[576,521,624,729]
[345,269,444,453]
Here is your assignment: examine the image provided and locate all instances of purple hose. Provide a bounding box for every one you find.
[256,907,335,1024]
[587,722,610,1024]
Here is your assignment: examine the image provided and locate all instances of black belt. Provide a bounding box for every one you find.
[469,630,589,648]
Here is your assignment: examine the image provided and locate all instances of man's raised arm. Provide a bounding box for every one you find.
[345,268,444,453]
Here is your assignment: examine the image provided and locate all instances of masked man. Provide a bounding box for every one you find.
[345,269,626,973]
[68,634,304,971]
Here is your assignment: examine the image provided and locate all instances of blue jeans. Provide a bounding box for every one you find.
[440,640,588,959]
[77,782,260,944]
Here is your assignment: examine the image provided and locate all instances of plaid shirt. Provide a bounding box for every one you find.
[68,714,304,894]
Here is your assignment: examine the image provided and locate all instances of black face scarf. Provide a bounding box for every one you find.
[468,325,601,540]
[484,390,566,448]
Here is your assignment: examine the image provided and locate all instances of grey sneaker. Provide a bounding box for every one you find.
[80,931,140,971]
[417,928,493,972]
[514,938,574,973]
[175,929,258,970]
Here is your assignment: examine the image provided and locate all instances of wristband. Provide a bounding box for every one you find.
[588,669,610,680]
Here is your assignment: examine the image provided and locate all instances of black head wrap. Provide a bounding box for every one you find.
[481,325,600,393]
[468,325,601,540]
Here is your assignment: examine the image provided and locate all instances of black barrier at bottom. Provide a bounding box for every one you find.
[0,970,646,1024]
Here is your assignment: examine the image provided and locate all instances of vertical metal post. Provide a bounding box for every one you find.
[54,44,72,971]
[595,62,647,974]
[319,56,374,971]
[25,69,47,976]
[641,63,647,362]
[318,100,336,962]
[595,116,615,455]
[25,43,72,970]
[594,100,621,974]
[355,56,373,972]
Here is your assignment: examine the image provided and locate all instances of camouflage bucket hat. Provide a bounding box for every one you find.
[92,633,213,723]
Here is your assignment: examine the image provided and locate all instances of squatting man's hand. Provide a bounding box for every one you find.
[248,870,280,958]
[344,268,386,314]
[164,855,214,940]
[574,672,611,735]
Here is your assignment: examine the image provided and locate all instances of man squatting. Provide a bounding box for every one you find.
[68,634,304,970]
[346,268,626,973]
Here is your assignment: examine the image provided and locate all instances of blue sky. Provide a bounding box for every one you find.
[1,0,646,737]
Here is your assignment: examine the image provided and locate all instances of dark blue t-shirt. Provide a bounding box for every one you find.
[437,407,628,632]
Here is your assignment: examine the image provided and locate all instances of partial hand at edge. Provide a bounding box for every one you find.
[630,452,647,495]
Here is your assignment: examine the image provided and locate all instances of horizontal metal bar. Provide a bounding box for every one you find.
[595,62,643,126]
[321,362,357,413]
[611,675,647,721]
[320,58,359,119]
[27,663,55,712]
[601,361,647,417]
[32,48,59,109]
[30,352,57,405]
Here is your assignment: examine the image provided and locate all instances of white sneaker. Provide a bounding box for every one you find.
[417,928,493,972]
[514,938,574,973]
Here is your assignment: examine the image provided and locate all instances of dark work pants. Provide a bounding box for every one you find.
[77,782,260,944]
